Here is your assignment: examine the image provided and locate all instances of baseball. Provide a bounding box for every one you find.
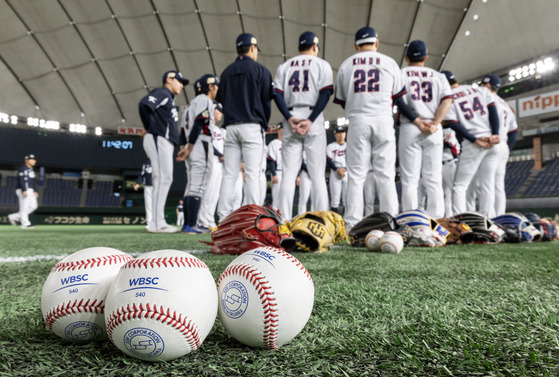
[365,230,385,251]
[104,250,217,361]
[41,247,133,343]
[217,246,314,349]
[379,231,404,254]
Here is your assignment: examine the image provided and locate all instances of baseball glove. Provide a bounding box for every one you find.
[437,217,474,244]
[287,211,347,253]
[492,213,541,242]
[203,204,296,255]
[395,209,448,247]
[454,211,505,244]
[526,213,557,241]
[348,212,396,247]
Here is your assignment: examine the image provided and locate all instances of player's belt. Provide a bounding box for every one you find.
[288,106,314,111]
[443,158,457,165]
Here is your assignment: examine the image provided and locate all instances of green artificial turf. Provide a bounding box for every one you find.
[0,225,558,376]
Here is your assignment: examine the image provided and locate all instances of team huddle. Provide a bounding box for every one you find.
[138,26,522,236]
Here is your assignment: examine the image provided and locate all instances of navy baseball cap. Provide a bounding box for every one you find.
[299,31,319,46]
[25,154,36,160]
[441,70,455,81]
[482,73,502,88]
[162,71,189,85]
[196,74,220,91]
[214,101,223,112]
[236,33,260,51]
[334,126,346,133]
[355,26,377,45]
[406,40,427,59]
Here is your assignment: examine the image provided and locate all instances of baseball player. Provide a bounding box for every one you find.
[176,74,218,234]
[326,126,348,213]
[196,102,224,231]
[133,159,153,230]
[334,26,427,230]
[216,33,274,221]
[439,71,461,217]
[480,73,519,217]
[139,70,189,233]
[8,154,39,229]
[176,200,184,227]
[398,40,453,219]
[364,165,377,216]
[443,73,501,217]
[267,123,283,209]
[274,31,333,221]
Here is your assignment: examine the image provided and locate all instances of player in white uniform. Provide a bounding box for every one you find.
[177,74,218,234]
[297,154,312,216]
[444,74,501,217]
[364,165,377,216]
[133,159,153,230]
[335,26,428,229]
[440,71,461,218]
[326,126,348,213]
[8,154,39,229]
[267,123,283,210]
[398,40,453,219]
[197,102,224,230]
[274,31,333,221]
[480,74,519,217]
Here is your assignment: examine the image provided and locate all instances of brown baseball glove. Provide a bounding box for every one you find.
[437,217,474,244]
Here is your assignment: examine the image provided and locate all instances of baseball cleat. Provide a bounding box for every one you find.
[21,225,35,229]
[8,214,18,226]
[157,225,179,233]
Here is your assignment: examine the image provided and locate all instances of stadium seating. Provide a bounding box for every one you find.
[42,179,81,207]
[85,181,120,207]
[523,159,559,197]
[504,160,534,197]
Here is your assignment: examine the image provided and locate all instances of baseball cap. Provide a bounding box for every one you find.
[25,154,36,160]
[334,126,346,133]
[355,26,377,45]
[162,71,189,85]
[299,31,319,46]
[195,74,220,92]
[213,101,223,112]
[482,73,502,88]
[441,70,455,81]
[406,40,427,59]
[236,33,260,51]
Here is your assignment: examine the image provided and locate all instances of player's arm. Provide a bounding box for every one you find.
[273,89,294,122]
[444,120,488,148]
[308,87,334,122]
[433,96,454,126]
[487,102,500,144]
[262,68,275,124]
[507,129,519,151]
[326,155,337,171]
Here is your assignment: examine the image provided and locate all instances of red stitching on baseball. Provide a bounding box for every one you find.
[263,247,314,286]
[122,257,208,270]
[105,303,201,351]
[218,263,279,349]
[44,299,104,331]
[52,254,133,272]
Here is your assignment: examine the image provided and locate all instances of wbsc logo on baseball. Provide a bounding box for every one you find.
[221,280,249,319]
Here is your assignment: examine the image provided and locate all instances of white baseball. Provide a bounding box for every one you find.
[379,231,404,254]
[217,246,314,349]
[104,250,217,361]
[365,230,385,251]
[41,247,133,343]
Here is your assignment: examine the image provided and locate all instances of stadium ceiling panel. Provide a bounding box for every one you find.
[0,0,558,132]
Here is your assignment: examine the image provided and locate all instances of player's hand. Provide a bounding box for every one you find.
[23,191,28,198]
[34,192,39,198]
[176,149,189,161]
[475,137,490,148]
[489,135,500,145]
[296,176,301,186]
[297,119,312,135]
[272,175,279,184]
[219,156,225,163]
[337,168,346,179]
[288,117,301,132]
[133,184,139,191]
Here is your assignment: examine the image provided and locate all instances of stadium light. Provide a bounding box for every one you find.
[508,56,555,83]
[69,123,87,133]
[324,120,330,129]
[95,127,103,135]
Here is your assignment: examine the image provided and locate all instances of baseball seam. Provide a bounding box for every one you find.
[44,298,104,331]
[268,247,314,286]
[52,254,133,272]
[105,303,201,351]
[121,256,208,270]
[218,263,279,349]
